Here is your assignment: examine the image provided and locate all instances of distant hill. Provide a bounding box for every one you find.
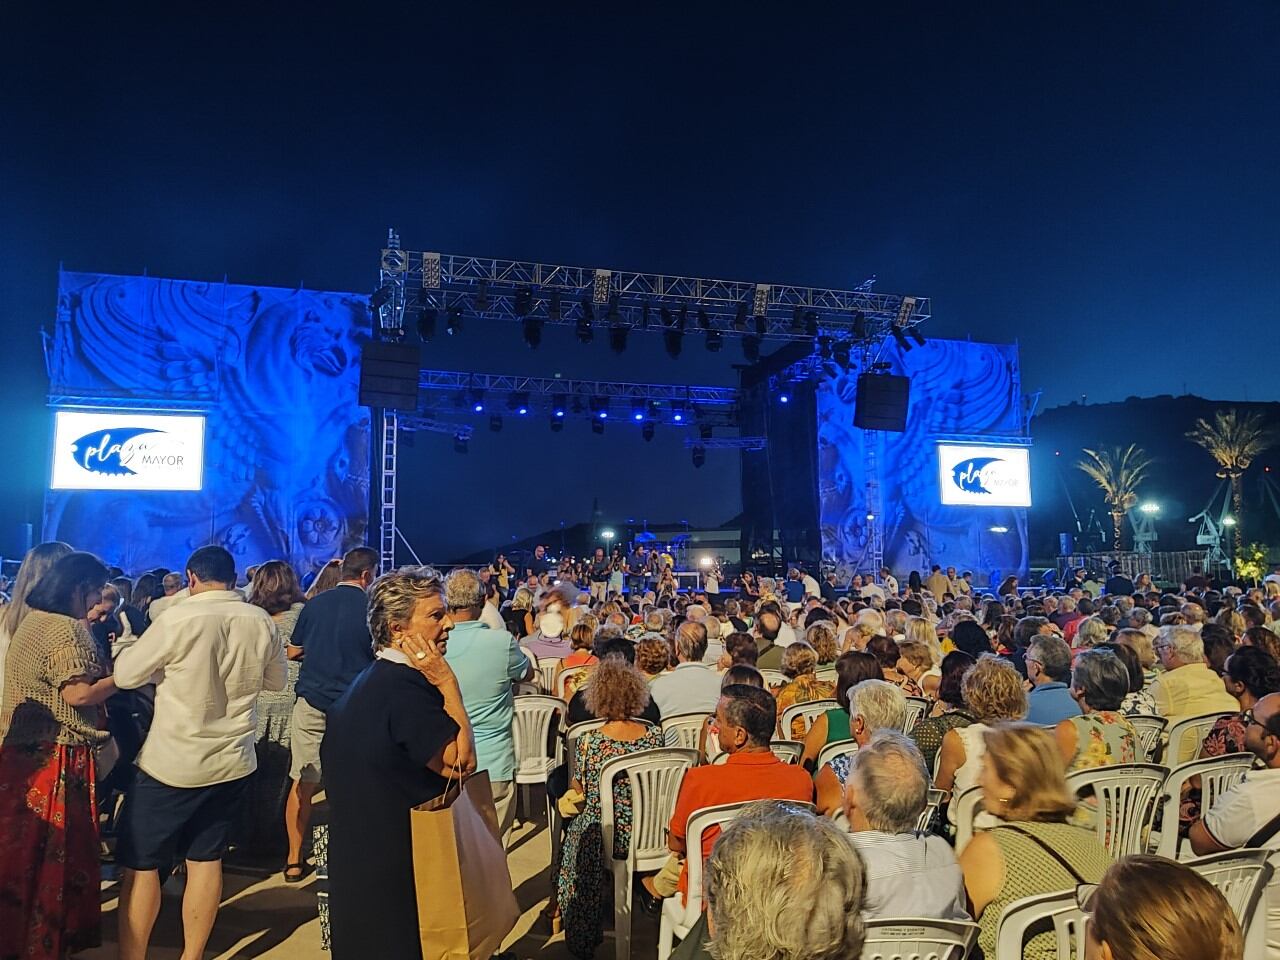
[1029,395,1280,564]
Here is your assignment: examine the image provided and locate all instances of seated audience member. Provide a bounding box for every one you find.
[1024,635,1082,726]
[675,801,866,960]
[1055,649,1139,773]
[1149,624,1238,759]
[640,684,813,907]
[936,654,1027,824]
[504,586,536,640]
[867,633,918,694]
[1099,635,1158,715]
[698,664,767,761]
[958,724,1113,960]
[910,651,977,770]
[843,732,969,921]
[554,621,600,697]
[799,651,883,768]
[815,679,907,815]
[1245,624,1280,662]
[949,619,993,659]
[635,632,672,682]
[1201,622,1236,676]
[716,630,759,671]
[806,620,838,667]
[1073,615,1109,651]
[1200,645,1280,758]
[774,642,836,736]
[650,621,721,718]
[556,657,665,958]
[895,639,935,699]
[1189,691,1280,960]
[566,636,661,725]
[753,609,786,669]
[1084,854,1243,960]
[522,608,569,660]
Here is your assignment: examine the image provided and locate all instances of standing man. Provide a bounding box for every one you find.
[281,545,379,882]
[441,568,532,844]
[627,543,649,598]
[925,565,951,599]
[588,547,611,602]
[526,544,550,580]
[113,546,286,960]
[800,566,822,600]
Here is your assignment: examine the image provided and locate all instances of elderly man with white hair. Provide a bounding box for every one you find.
[844,732,969,921]
[650,620,720,717]
[1149,623,1238,757]
[815,679,907,815]
[685,603,724,664]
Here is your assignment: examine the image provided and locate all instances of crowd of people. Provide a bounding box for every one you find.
[2,540,1280,960]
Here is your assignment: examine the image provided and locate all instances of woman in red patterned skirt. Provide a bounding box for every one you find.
[0,552,115,959]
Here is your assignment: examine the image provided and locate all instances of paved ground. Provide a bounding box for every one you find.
[82,789,661,959]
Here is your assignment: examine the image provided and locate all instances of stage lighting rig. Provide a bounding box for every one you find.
[468,387,485,413]
[699,424,713,441]
[890,325,912,352]
[589,397,609,420]
[895,295,918,327]
[631,399,646,422]
[523,315,543,349]
[742,335,761,363]
[417,307,437,342]
[489,415,503,432]
[691,445,706,468]
[592,269,611,304]
[473,281,490,311]
[609,323,628,353]
[514,288,533,317]
[639,301,651,330]
[705,328,723,352]
[852,311,868,339]
[733,301,748,332]
[446,304,463,336]
[790,305,805,332]
[550,415,564,433]
[804,311,819,338]
[370,284,393,310]
[832,340,852,369]
[548,290,562,320]
[908,326,927,347]
[752,284,770,319]
[671,401,687,423]
[576,316,594,343]
[818,337,833,361]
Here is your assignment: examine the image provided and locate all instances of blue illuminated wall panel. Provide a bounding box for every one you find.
[44,272,370,577]
[816,339,1029,586]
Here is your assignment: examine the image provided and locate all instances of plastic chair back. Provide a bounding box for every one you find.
[769,739,804,764]
[817,739,858,770]
[918,788,945,834]
[564,718,607,783]
[952,785,985,854]
[1155,753,1254,859]
[902,696,930,733]
[556,664,590,700]
[1065,762,1167,857]
[512,695,563,784]
[781,699,840,737]
[662,712,710,753]
[1166,711,1236,766]
[1185,848,1274,951]
[860,918,980,960]
[995,889,1087,960]
[536,656,561,695]
[760,668,788,689]
[1126,714,1167,761]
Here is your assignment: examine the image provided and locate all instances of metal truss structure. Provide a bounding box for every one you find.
[373,231,930,346]
[682,436,767,451]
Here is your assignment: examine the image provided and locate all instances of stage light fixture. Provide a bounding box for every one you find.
[677,305,688,331]
[790,305,805,332]
[705,328,723,352]
[890,325,912,351]
[609,322,628,354]
[852,310,868,339]
[489,415,503,432]
[581,297,595,323]
[469,387,485,413]
[550,415,564,433]
[576,317,594,343]
[641,421,655,442]
[591,418,605,435]
[699,424,713,441]
[417,307,437,342]
[660,306,673,328]
[691,445,706,469]
[473,281,490,311]
[453,431,469,454]
[753,284,770,319]
[697,309,710,331]
[639,301,651,330]
[589,397,609,420]
[908,326,927,347]
[895,295,918,327]
[522,316,543,349]
[734,302,748,331]
[514,288,533,317]
[592,269,611,304]
[804,311,819,338]
[370,284,393,309]
[742,335,761,363]
[754,314,767,336]
[631,399,646,421]
[671,401,686,423]
[446,304,463,336]
[548,290,562,320]
[833,340,852,369]
[552,400,566,419]
[571,397,584,415]
[818,336,833,361]
[452,389,465,409]
[778,392,790,404]
[421,251,442,288]
[663,327,683,358]
[605,293,621,322]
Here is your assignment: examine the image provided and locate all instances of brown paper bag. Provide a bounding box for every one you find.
[410,770,520,960]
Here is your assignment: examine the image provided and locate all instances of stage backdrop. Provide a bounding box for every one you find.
[44,271,370,577]
[817,339,1029,587]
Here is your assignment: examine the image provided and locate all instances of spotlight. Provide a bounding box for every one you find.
[609,323,628,354]
[660,306,673,328]
[581,297,595,323]
[804,311,819,338]
[446,304,463,336]
[642,421,655,441]
[734,302,748,331]
[691,445,706,469]
[473,282,490,311]
[514,288,533,317]
[852,311,868,339]
[370,284,393,309]
[522,316,543,349]
[778,392,790,404]
[677,305,688,331]
[489,414,503,432]
[469,387,485,413]
[453,431,469,454]
[890,325,912,352]
[552,401,566,419]
[606,293,621,322]
[895,295,918,327]
[548,290,562,320]
[664,327,683,358]
[1139,502,1161,514]
[417,307,437,341]
[790,305,805,332]
[742,335,761,363]
[705,329,722,352]
[697,309,711,331]
[699,424,713,441]
[638,301,651,330]
[908,326,926,347]
[672,402,686,423]
[550,415,564,433]
[631,399,646,422]
[576,317,594,344]
[754,314,767,336]
[589,397,609,420]
[591,418,605,435]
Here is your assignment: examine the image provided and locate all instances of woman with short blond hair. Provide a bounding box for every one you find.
[774,642,835,738]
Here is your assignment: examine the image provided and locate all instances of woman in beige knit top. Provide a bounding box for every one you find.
[0,551,116,959]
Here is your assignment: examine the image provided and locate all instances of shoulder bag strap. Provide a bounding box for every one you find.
[1245,808,1280,848]
[997,824,1089,885]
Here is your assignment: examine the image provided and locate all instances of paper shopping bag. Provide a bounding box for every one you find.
[410,770,520,960]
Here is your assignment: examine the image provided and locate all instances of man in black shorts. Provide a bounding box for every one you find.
[113,546,286,959]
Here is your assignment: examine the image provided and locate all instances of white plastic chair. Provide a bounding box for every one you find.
[817,738,858,770]
[1065,762,1167,857]
[816,666,838,683]
[662,712,711,753]
[1165,711,1236,766]
[770,739,805,765]
[537,656,562,695]
[512,695,564,845]
[760,668,788,689]
[656,801,751,960]
[564,719,608,784]
[556,664,591,700]
[859,918,979,960]
[513,680,541,697]
[901,695,930,733]
[781,699,839,738]
[918,788,945,834]
[951,785,985,854]
[995,889,1087,960]
[600,747,699,960]
[1154,752,1254,859]
[1185,848,1274,959]
[1127,713,1168,761]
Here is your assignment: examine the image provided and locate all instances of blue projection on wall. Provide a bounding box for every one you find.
[44,272,370,577]
[816,339,1029,586]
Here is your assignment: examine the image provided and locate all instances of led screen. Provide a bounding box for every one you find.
[937,443,1031,507]
[51,411,205,491]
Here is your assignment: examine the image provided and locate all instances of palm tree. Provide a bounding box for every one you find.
[1077,445,1152,550]
[1187,410,1274,553]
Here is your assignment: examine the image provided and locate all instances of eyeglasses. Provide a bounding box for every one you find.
[1243,708,1272,735]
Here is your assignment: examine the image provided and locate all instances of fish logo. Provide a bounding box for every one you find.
[952,457,1002,495]
[71,428,163,476]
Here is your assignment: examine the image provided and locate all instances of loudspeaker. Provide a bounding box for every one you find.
[853,373,910,432]
[359,342,421,411]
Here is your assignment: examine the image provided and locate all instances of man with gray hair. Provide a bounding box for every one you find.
[441,567,532,842]
[1025,635,1082,725]
[844,732,968,921]
[1149,623,1237,753]
[685,604,724,663]
[816,679,907,815]
[650,620,720,717]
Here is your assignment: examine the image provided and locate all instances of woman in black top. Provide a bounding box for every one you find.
[320,567,475,960]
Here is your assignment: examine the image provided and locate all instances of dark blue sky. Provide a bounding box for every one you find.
[2,3,1277,560]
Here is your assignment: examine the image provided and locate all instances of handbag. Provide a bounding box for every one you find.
[94,735,120,782]
[409,769,520,960]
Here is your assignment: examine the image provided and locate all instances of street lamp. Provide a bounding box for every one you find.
[698,556,713,568]
[1223,516,1237,527]
[601,529,616,541]
[1139,502,1161,515]
[989,526,1009,534]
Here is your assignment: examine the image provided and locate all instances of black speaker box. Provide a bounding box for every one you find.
[359,342,421,411]
[853,373,910,432]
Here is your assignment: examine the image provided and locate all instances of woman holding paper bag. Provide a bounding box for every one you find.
[321,567,476,960]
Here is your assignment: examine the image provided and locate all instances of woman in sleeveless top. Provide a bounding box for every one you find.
[798,651,881,769]
[936,655,1026,825]
[958,724,1113,960]
[1054,649,1139,773]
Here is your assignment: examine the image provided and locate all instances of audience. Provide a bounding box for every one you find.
[815,679,907,815]
[1150,623,1239,761]
[799,650,883,767]
[1055,649,1139,773]
[910,650,976,769]
[1024,634,1082,725]
[774,642,835,737]
[650,621,720,718]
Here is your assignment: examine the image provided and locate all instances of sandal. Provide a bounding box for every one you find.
[283,862,313,883]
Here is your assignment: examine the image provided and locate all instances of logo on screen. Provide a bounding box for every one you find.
[72,428,165,476]
[951,457,1003,495]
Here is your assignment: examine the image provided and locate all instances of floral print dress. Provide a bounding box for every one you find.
[556,725,664,958]
[774,675,836,738]
[1066,712,1139,773]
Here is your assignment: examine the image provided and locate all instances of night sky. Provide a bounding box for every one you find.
[2,4,1277,562]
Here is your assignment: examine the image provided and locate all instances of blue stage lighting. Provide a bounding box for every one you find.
[779,393,790,404]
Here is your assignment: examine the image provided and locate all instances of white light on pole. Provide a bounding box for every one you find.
[601,529,616,541]
[989,526,1009,534]
[1139,502,1161,514]
[1222,516,1237,527]
[698,556,713,568]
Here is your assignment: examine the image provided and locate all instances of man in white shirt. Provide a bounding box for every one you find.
[114,546,286,960]
[800,567,822,600]
[650,621,721,717]
[880,566,899,597]
[1190,691,1280,959]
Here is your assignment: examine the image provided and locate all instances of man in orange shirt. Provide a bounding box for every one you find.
[639,684,814,908]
